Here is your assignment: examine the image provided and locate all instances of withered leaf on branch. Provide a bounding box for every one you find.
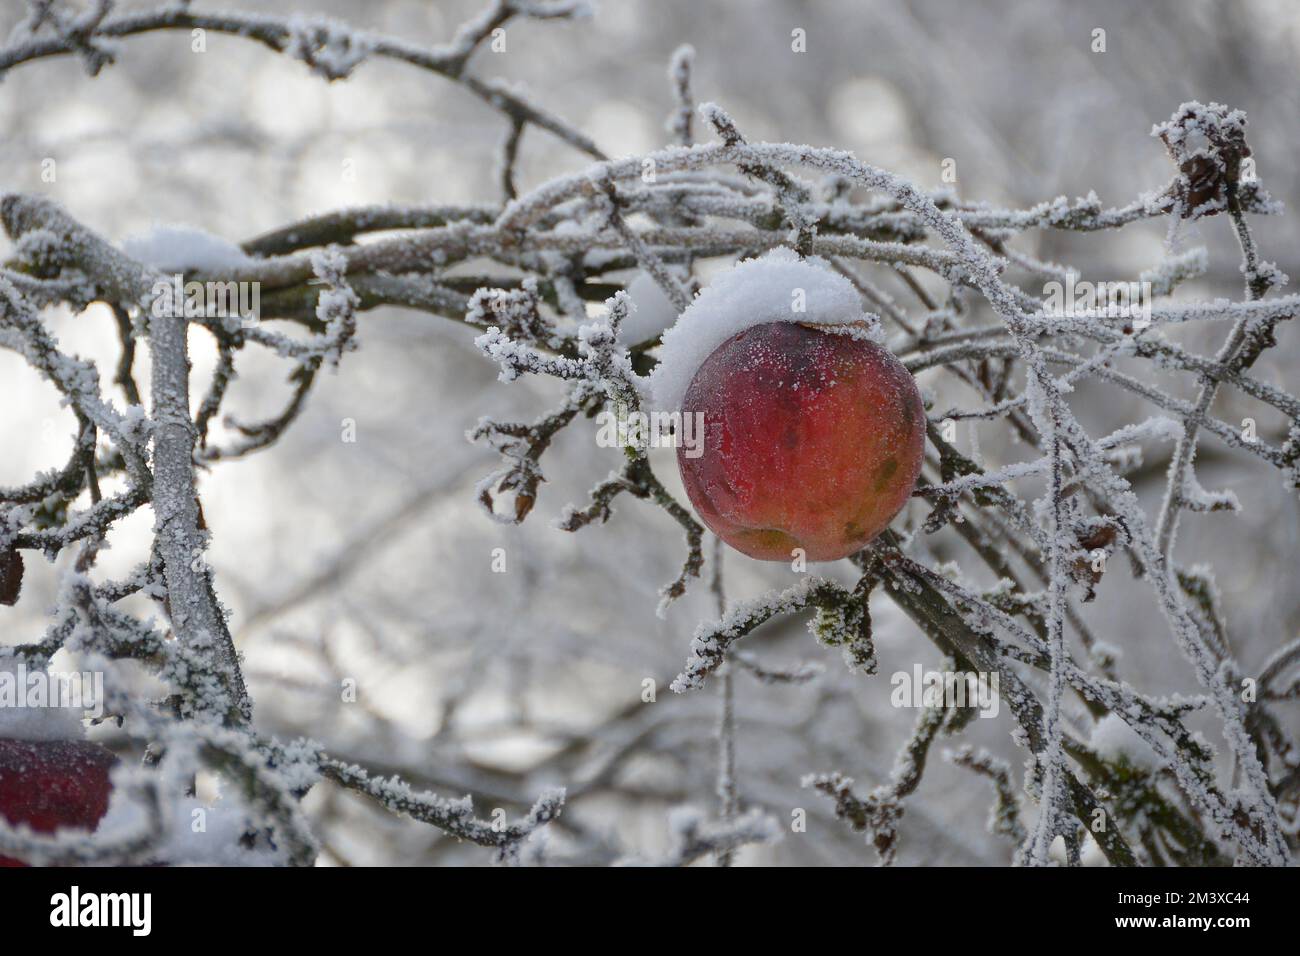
[1155,102,1252,219]
[0,549,23,606]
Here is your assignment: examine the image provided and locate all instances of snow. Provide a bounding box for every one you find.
[620,271,681,345]
[309,246,360,367]
[0,657,84,742]
[1151,101,1247,154]
[286,15,375,81]
[1090,713,1163,772]
[92,776,284,866]
[646,248,883,412]
[1181,470,1241,514]
[159,795,282,866]
[121,225,253,274]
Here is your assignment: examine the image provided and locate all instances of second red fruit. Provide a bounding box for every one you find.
[0,738,115,866]
[678,321,925,562]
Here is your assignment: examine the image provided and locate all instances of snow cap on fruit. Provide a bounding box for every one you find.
[646,248,882,413]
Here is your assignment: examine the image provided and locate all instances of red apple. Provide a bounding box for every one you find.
[0,738,115,866]
[678,321,925,561]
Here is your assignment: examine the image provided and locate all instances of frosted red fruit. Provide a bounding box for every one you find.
[678,322,925,562]
[0,738,115,866]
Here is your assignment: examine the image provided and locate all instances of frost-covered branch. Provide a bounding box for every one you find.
[2,6,1296,868]
[621,806,779,867]
[319,757,565,863]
